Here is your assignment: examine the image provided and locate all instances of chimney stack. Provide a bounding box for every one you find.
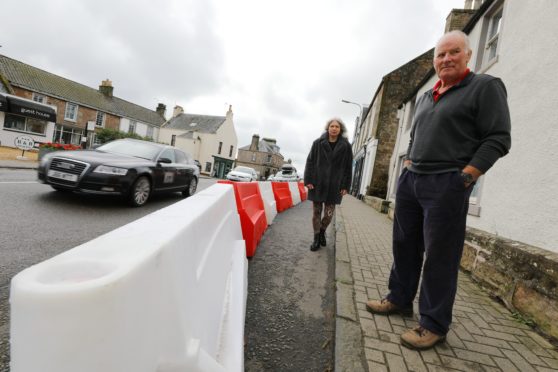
[444,7,476,33]
[156,103,166,118]
[250,134,260,151]
[99,79,114,97]
[173,105,184,117]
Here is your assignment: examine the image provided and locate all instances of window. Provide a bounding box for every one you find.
[128,121,136,134]
[146,126,154,139]
[175,150,187,164]
[266,154,272,163]
[468,177,483,216]
[64,102,78,121]
[171,134,176,146]
[477,2,504,70]
[159,149,175,163]
[32,93,46,103]
[229,145,234,157]
[95,111,105,127]
[218,141,223,155]
[54,124,83,145]
[205,162,212,172]
[251,153,256,162]
[4,114,47,135]
[485,8,503,62]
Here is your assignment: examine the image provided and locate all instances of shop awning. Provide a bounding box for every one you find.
[0,94,7,112]
[2,94,57,122]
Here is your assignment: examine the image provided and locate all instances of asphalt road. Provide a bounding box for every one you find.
[0,168,215,372]
[244,201,335,371]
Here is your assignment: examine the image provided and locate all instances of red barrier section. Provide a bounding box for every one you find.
[271,182,293,213]
[298,182,307,201]
[218,181,267,257]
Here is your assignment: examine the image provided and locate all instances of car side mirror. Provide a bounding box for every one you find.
[158,157,172,164]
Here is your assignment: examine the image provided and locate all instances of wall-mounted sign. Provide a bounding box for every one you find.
[14,135,35,151]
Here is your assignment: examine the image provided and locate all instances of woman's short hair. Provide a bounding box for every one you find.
[324,118,348,138]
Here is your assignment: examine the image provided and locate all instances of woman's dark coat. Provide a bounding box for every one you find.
[304,132,353,204]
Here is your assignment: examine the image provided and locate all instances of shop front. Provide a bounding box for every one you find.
[0,93,57,148]
[212,155,234,179]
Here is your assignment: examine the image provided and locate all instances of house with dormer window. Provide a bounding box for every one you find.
[0,54,166,149]
[158,105,238,177]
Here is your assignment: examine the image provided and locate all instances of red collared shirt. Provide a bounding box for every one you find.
[432,68,470,102]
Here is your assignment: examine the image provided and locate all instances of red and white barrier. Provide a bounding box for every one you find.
[288,182,302,205]
[10,184,247,372]
[257,181,277,225]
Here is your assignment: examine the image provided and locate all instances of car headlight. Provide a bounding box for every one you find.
[93,165,128,175]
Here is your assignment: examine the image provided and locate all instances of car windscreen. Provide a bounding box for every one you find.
[97,140,161,160]
[234,166,254,174]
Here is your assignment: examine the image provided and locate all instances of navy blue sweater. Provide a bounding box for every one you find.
[407,72,511,174]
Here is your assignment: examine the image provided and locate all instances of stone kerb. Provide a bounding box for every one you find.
[257,181,277,225]
[10,184,247,372]
[288,182,302,205]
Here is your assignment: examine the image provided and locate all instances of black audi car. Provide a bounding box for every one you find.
[38,139,200,207]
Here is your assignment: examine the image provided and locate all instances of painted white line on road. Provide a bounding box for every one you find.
[0,181,39,184]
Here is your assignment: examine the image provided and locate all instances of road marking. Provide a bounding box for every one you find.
[0,181,39,184]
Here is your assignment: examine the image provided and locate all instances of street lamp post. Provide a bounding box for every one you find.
[341,99,363,143]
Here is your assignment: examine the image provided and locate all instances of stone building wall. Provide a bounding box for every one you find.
[367,50,434,198]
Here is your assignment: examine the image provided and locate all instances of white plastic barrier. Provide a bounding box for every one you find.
[257,181,277,225]
[288,181,301,205]
[10,184,247,372]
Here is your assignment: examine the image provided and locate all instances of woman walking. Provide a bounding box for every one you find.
[304,118,353,251]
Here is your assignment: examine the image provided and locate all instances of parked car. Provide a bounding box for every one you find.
[37,138,200,207]
[273,164,299,182]
[226,166,258,182]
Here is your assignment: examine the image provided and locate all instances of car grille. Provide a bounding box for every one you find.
[47,157,90,187]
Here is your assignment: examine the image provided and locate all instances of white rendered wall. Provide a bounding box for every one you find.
[464,0,558,252]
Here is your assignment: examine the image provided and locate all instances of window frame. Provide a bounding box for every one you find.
[32,93,46,104]
[218,141,223,155]
[477,1,505,72]
[64,102,78,122]
[128,120,136,134]
[95,111,105,127]
[3,113,47,136]
[229,145,234,157]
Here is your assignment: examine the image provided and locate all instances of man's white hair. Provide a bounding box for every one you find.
[436,30,471,52]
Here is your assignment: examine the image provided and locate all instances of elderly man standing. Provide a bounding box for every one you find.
[366,30,511,350]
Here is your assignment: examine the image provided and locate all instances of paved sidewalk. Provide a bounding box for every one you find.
[0,159,38,169]
[334,195,558,372]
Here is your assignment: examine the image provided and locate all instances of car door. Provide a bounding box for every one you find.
[154,148,178,190]
[174,149,194,189]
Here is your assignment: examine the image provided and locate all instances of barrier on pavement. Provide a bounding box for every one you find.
[257,181,277,225]
[218,181,267,257]
[298,182,307,201]
[271,182,293,213]
[288,182,301,205]
[10,184,248,372]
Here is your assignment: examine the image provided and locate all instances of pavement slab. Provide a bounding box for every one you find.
[336,195,558,372]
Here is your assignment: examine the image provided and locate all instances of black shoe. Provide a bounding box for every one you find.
[310,234,320,251]
[319,229,326,246]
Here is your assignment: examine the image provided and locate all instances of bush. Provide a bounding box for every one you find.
[96,128,153,144]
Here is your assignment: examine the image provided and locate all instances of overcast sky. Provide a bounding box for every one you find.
[1,0,465,172]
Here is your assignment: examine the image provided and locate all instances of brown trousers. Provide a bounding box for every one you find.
[312,202,335,234]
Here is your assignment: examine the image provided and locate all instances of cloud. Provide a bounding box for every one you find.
[0,0,465,173]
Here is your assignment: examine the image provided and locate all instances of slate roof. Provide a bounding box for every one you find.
[0,54,165,126]
[239,139,282,155]
[164,113,226,134]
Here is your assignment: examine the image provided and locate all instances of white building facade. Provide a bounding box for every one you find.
[388,0,558,253]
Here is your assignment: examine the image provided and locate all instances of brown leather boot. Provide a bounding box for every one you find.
[365,299,413,317]
[400,326,446,350]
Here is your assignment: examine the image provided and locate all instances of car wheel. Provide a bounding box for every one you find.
[182,177,197,197]
[129,176,151,207]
